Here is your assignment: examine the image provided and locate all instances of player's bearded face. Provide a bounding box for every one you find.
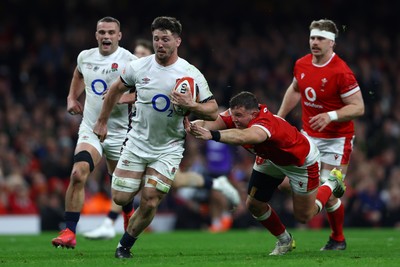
[153,30,180,62]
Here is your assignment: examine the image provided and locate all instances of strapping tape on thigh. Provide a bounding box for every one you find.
[145,175,171,193]
[112,175,141,193]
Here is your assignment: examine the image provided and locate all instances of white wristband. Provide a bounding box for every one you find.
[327,111,338,121]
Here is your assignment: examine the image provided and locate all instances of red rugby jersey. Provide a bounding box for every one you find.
[220,105,310,166]
[294,53,360,138]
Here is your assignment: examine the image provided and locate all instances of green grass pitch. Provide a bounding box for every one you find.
[1,228,399,267]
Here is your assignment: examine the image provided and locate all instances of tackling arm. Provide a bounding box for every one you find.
[189,122,268,145]
[190,115,227,130]
[218,126,268,145]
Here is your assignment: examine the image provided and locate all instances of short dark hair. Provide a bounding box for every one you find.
[151,16,182,36]
[97,16,121,29]
[135,38,153,52]
[229,91,259,110]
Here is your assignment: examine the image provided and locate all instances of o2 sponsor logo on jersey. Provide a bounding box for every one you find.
[91,79,107,95]
[152,94,171,112]
[151,93,178,117]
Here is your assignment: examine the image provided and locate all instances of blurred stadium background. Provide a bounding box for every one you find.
[1,0,399,233]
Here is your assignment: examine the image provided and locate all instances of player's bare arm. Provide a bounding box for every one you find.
[185,116,227,134]
[190,99,219,121]
[67,67,85,115]
[309,90,365,132]
[103,89,136,104]
[339,90,365,120]
[93,77,129,142]
[118,92,136,104]
[190,123,268,145]
[218,126,268,145]
[277,80,301,118]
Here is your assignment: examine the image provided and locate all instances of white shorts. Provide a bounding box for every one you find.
[253,135,321,194]
[302,131,354,166]
[117,138,183,180]
[77,123,127,161]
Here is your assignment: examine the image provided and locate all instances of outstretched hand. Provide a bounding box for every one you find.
[186,121,212,140]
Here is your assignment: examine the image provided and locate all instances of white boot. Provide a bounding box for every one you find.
[212,176,240,208]
[83,217,116,239]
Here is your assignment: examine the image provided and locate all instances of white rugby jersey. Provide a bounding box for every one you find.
[77,47,137,137]
[121,55,213,154]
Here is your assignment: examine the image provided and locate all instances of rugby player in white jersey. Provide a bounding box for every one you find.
[51,16,137,249]
[93,16,219,258]
[84,38,240,240]
[81,39,154,241]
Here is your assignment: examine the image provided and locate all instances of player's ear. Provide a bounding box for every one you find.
[175,36,182,47]
[330,40,335,49]
[118,32,122,41]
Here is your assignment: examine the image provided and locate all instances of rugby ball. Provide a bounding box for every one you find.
[172,76,199,116]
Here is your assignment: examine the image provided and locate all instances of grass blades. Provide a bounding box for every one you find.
[1,228,399,267]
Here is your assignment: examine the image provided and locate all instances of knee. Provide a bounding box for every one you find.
[245,198,255,212]
[70,151,94,185]
[140,187,166,213]
[112,192,131,206]
[111,175,141,205]
[70,167,88,185]
[246,197,267,216]
[112,197,125,206]
[141,194,161,211]
[142,201,158,215]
